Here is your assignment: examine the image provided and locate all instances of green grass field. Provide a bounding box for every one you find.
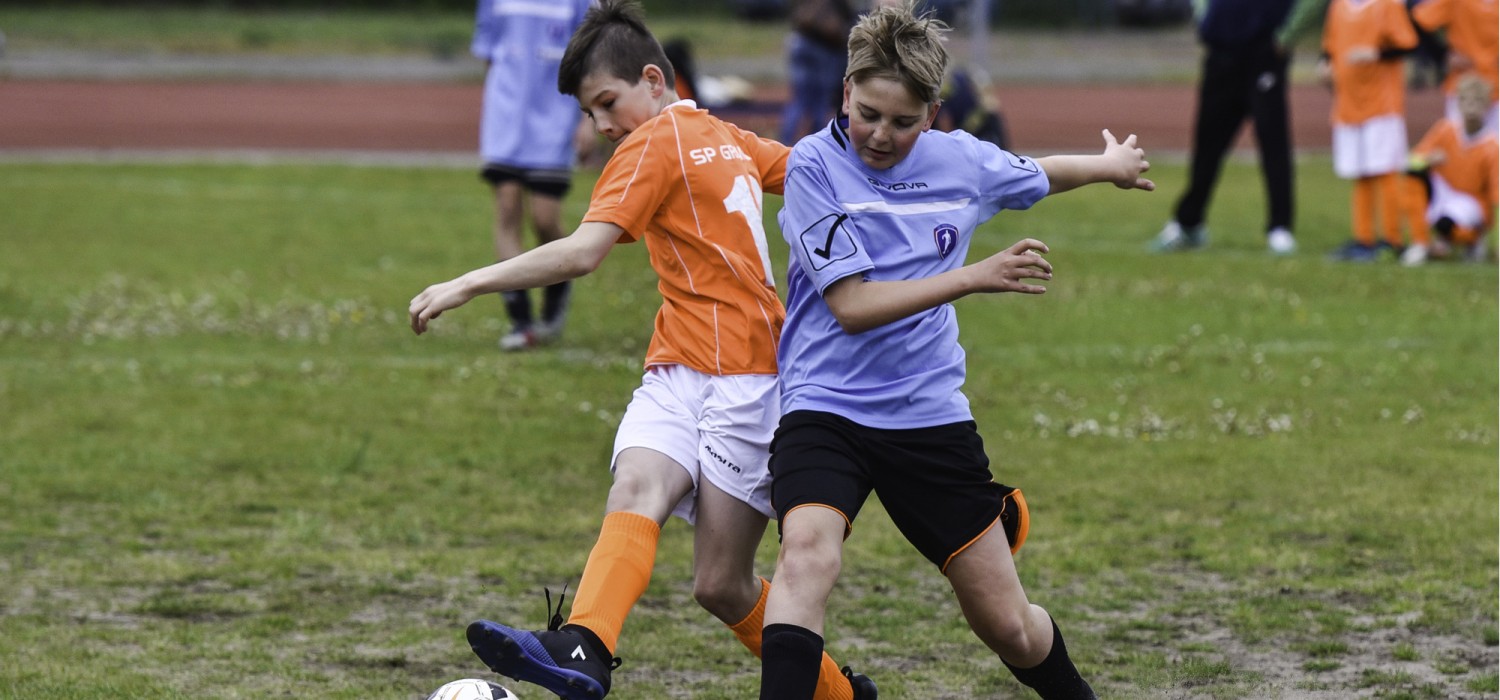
[0,6,787,63]
[1,156,1495,699]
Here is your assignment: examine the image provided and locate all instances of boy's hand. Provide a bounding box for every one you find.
[969,238,1053,295]
[1102,129,1155,191]
[409,277,476,335]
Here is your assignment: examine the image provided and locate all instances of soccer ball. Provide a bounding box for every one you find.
[424,678,519,700]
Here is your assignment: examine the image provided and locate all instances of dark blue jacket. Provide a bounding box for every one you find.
[1198,0,1298,48]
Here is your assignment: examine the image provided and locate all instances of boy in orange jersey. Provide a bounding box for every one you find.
[1401,75,1499,264]
[407,2,874,699]
[1319,0,1419,261]
[1412,0,1498,136]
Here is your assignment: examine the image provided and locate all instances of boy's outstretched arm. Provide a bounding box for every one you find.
[822,238,1053,335]
[408,221,622,335]
[1036,129,1155,194]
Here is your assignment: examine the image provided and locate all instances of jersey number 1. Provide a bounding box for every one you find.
[723,174,775,287]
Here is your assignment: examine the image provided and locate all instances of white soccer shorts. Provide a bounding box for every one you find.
[1426,172,1488,230]
[1333,114,1409,179]
[612,364,778,524]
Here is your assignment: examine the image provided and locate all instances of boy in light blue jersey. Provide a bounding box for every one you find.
[472,0,594,350]
[759,4,1154,699]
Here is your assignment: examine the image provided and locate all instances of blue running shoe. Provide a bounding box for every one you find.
[467,589,620,700]
[1329,239,1378,262]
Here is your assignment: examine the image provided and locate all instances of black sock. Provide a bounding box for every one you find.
[760,623,823,700]
[541,281,572,326]
[1435,217,1457,242]
[1002,617,1096,700]
[501,289,533,330]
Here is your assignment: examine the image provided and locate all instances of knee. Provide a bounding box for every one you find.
[605,466,674,517]
[978,608,1045,661]
[775,527,842,585]
[691,571,755,621]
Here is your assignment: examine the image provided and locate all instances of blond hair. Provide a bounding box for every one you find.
[1456,73,1493,106]
[845,1,950,104]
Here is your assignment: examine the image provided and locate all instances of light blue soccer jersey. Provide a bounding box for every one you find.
[473,0,592,171]
[777,119,1050,429]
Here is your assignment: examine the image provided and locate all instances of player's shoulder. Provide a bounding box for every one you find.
[785,124,853,176]
[921,128,987,158]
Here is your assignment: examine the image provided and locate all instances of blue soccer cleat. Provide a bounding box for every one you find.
[467,619,617,700]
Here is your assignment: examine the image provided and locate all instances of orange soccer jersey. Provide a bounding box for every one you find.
[1413,0,1499,94]
[1414,119,1500,214]
[1324,0,1419,125]
[584,101,789,376]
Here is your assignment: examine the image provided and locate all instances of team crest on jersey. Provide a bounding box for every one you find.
[933,223,958,259]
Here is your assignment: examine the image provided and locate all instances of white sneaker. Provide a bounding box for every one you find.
[1150,221,1206,252]
[1267,227,1297,255]
[533,319,564,344]
[1400,243,1429,266]
[498,327,539,352]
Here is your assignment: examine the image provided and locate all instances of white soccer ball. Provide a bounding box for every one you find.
[424,678,520,700]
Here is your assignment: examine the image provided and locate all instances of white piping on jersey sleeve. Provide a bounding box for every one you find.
[665,109,701,296]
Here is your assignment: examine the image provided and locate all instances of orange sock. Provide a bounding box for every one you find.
[1352,177,1377,245]
[728,578,853,700]
[1453,225,1478,245]
[566,511,660,654]
[1377,173,1405,247]
[1403,176,1431,245]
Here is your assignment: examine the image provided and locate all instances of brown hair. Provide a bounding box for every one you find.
[558,0,676,97]
[845,1,950,104]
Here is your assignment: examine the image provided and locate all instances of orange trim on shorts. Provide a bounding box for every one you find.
[939,489,1030,574]
[785,503,853,539]
[941,517,998,574]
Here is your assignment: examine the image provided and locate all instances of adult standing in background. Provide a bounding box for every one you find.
[779,0,858,145]
[472,0,593,351]
[1151,0,1323,255]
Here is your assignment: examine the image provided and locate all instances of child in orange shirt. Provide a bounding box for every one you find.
[1320,0,1419,261]
[1401,75,1499,264]
[1412,0,1499,136]
[408,2,872,699]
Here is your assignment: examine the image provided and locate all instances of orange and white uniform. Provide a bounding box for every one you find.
[1412,0,1499,133]
[586,99,790,524]
[585,100,788,377]
[1324,0,1419,177]
[1412,119,1499,230]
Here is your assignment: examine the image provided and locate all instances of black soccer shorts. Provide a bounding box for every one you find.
[480,163,572,198]
[768,409,1016,571]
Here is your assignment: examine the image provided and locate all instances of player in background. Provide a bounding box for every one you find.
[1411,0,1498,136]
[472,0,594,351]
[1400,75,1498,265]
[410,2,874,699]
[756,4,1152,699]
[1321,0,1420,262]
[1149,0,1323,255]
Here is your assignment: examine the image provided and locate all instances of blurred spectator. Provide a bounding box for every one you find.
[1321,0,1419,262]
[1410,0,1498,135]
[1405,0,1449,89]
[779,0,857,144]
[1400,75,1498,265]
[471,0,593,350]
[664,38,701,102]
[933,67,1009,149]
[1151,0,1322,256]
